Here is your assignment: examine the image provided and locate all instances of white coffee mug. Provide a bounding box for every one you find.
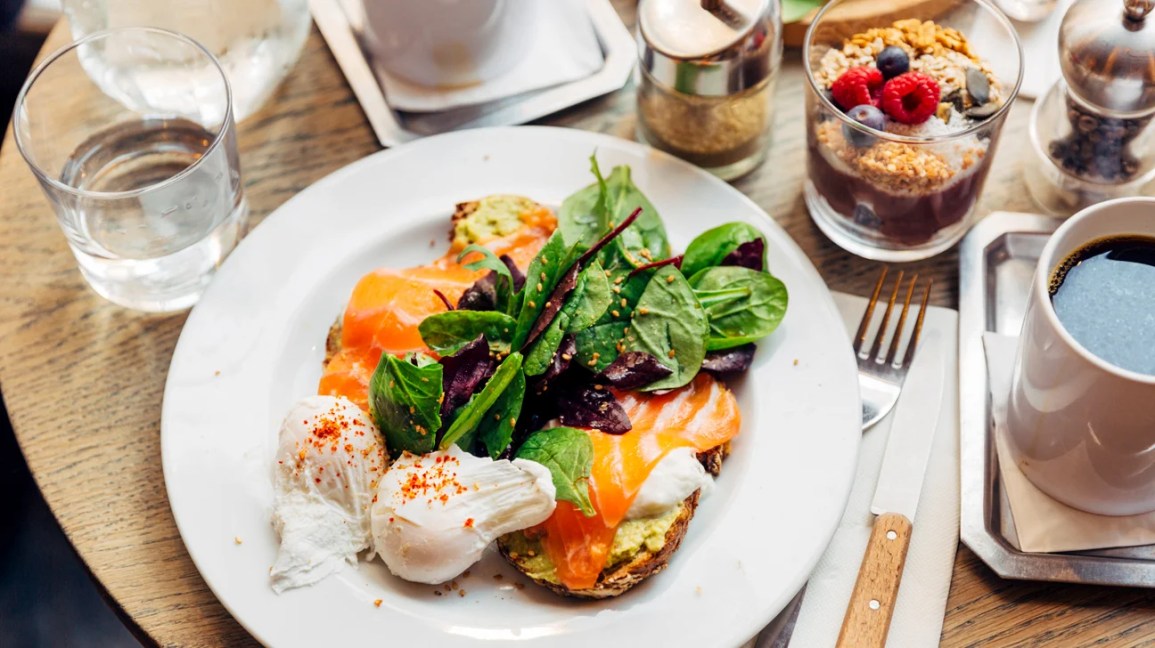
[360,0,536,88]
[1005,197,1155,516]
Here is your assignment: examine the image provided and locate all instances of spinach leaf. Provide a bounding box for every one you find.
[625,265,709,390]
[558,156,670,270]
[368,353,443,457]
[475,367,525,459]
[572,266,652,371]
[511,231,570,350]
[419,310,516,355]
[439,352,524,451]
[599,163,669,269]
[558,167,605,254]
[680,222,767,278]
[515,426,595,516]
[564,260,612,332]
[689,266,788,350]
[524,260,612,376]
[574,321,628,372]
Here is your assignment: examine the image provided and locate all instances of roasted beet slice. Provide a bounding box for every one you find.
[596,351,672,390]
[457,274,497,311]
[438,336,496,422]
[457,256,523,311]
[541,335,578,386]
[628,255,682,278]
[524,264,579,348]
[555,384,632,435]
[500,254,526,292]
[701,343,757,376]
[721,238,765,272]
[433,289,455,311]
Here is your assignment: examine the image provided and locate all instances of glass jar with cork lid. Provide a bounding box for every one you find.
[635,0,782,180]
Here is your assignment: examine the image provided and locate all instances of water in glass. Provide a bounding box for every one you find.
[51,117,246,312]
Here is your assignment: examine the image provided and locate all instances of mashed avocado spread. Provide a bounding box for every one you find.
[452,195,539,249]
[502,506,682,585]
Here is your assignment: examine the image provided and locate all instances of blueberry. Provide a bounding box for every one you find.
[842,104,885,147]
[853,204,882,229]
[876,46,909,79]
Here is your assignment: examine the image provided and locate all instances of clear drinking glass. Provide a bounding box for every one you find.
[14,27,247,312]
[61,0,310,122]
[802,0,1023,261]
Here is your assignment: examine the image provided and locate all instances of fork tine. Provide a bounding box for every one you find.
[884,273,919,366]
[868,270,904,362]
[853,267,888,354]
[900,278,933,368]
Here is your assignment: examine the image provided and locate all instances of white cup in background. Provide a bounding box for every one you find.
[360,0,537,88]
[1005,197,1155,516]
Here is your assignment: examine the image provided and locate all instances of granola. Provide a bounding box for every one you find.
[815,20,1001,111]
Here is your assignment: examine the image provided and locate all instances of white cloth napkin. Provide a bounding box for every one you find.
[747,292,961,648]
[374,0,604,113]
[983,332,1155,553]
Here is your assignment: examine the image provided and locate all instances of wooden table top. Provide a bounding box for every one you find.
[2,6,1154,647]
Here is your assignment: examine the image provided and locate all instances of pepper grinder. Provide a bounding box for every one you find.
[635,0,782,180]
[1025,0,1155,214]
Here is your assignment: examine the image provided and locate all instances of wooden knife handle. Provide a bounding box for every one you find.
[835,512,914,648]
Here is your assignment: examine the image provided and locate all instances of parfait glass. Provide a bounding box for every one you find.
[802,0,1023,262]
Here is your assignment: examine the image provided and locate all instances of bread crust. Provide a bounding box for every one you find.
[498,444,728,599]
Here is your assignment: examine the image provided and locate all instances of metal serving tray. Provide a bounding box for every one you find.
[308,0,635,148]
[958,211,1155,587]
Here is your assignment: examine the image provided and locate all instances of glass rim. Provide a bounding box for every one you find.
[801,0,1025,145]
[12,26,235,201]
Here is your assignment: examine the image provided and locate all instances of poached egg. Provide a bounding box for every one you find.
[371,445,555,584]
[625,446,713,520]
[270,395,388,593]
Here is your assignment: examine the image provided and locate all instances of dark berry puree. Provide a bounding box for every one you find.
[806,126,1000,246]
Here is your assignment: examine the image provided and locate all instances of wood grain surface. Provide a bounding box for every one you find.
[2,4,1154,647]
[837,512,914,648]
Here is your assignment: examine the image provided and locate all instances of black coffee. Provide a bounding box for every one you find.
[1050,236,1155,377]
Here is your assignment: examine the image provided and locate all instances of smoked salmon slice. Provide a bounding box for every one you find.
[317,209,556,411]
[536,374,741,590]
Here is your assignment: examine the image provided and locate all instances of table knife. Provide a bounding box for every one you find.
[836,335,945,648]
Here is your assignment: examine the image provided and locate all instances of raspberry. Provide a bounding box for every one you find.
[880,72,941,125]
[830,66,884,111]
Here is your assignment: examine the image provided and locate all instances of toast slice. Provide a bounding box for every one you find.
[497,444,729,599]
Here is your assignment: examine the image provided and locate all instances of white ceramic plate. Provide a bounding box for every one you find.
[162,127,860,648]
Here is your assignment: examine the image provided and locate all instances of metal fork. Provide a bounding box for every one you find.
[756,268,932,648]
[854,267,933,429]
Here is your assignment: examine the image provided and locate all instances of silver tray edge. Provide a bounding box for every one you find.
[959,211,1155,588]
